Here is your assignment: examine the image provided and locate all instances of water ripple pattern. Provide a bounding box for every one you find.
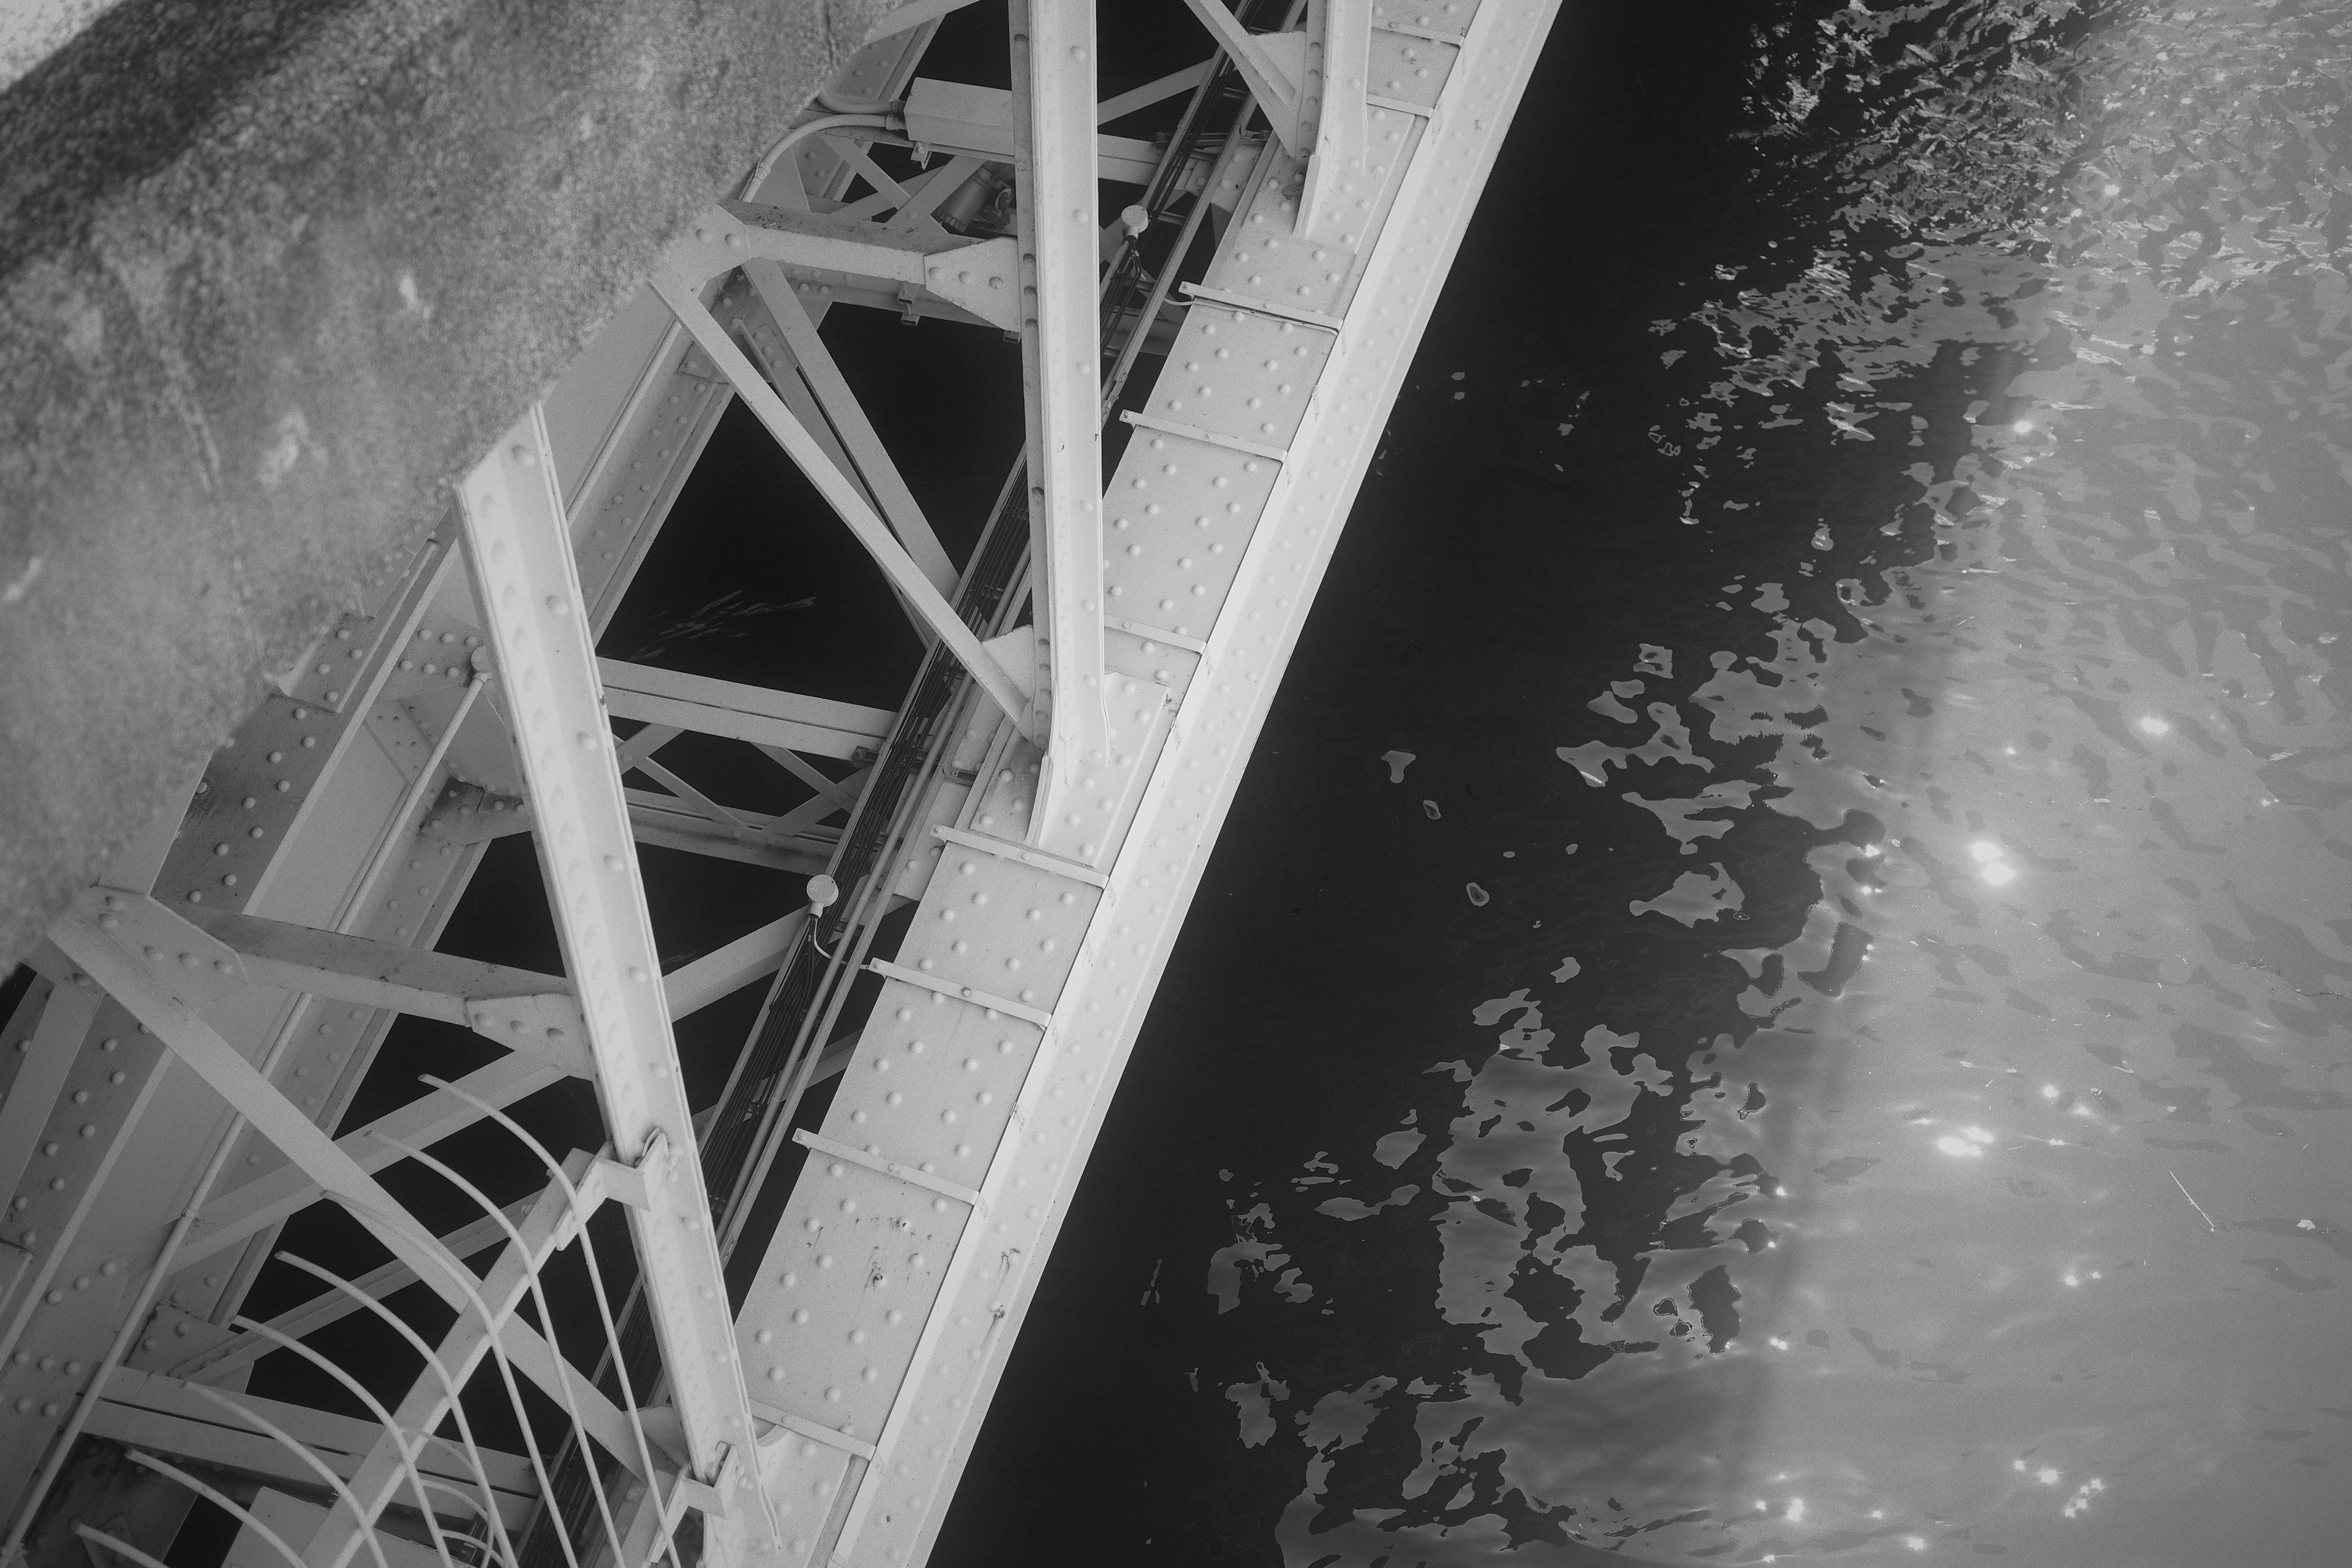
[1186,4,2352,1564]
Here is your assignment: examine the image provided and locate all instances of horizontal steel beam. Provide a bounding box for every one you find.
[649,265,1035,739]
[598,658,895,761]
[901,78,1173,183]
[421,780,839,873]
[667,202,1020,332]
[625,791,839,873]
[170,1201,530,1385]
[165,902,593,1076]
[458,410,766,1538]
[1009,0,1107,826]
[661,911,807,1021]
[47,916,646,1481]
[83,1368,538,1529]
[168,1055,565,1273]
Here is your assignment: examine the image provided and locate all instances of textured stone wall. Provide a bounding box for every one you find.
[0,0,895,966]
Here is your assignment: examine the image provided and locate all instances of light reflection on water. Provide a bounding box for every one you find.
[1219,2,2352,1563]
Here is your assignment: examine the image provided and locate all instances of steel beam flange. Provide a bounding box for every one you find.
[457,409,771,1555]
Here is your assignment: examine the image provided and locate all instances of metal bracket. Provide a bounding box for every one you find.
[589,1129,670,1213]
[930,824,1110,888]
[862,957,1055,1030]
[793,1129,984,1210]
[751,1400,878,1463]
[1178,281,1344,332]
[1120,408,1291,463]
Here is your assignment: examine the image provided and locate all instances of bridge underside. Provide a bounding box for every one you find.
[1,5,1558,1567]
[0,0,898,970]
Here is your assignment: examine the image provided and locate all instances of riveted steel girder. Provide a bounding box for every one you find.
[456,412,771,1556]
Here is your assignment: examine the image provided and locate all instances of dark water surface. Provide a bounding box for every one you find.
[943,2,2352,1564]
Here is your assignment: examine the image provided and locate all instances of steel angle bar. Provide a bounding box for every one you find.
[624,793,837,874]
[159,888,799,1306]
[82,1371,539,1530]
[798,6,1562,1563]
[143,901,593,1075]
[740,263,956,597]
[165,1055,564,1275]
[633,758,755,834]
[896,80,1180,187]
[0,982,98,1235]
[865,0,982,41]
[456,411,771,1556]
[657,913,807,1024]
[1177,279,1344,331]
[300,1151,618,1568]
[596,658,895,762]
[42,916,630,1463]
[1007,0,1108,835]
[169,1202,529,1385]
[671,203,1020,334]
[424,782,838,875]
[755,748,859,815]
[614,725,682,777]
[1095,59,1216,124]
[883,153,987,233]
[646,266,1034,736]
[1177,0,1307,153]
[1297,0,1371,240]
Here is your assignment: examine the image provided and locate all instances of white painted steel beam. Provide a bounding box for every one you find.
[1093,59,1215,124]
[158,905,771,1289]
[669,202,1021,333]
[0,982,99,1237]
[456,410,770,1552]
[1177,0,1307,152]
[866,0,983,43]
[168,1201,529,1385]
[898,78,1178,185]
[422,780,840,874]
[1008,0,1107,835]
[659,911,809,1022]
[742,262,957,598]
[167,1055,563,1275]
[625,791,840,873]
[2,25,947,1551]
[597,658,895,761]
[1297,0,1371,241]
[160,902,594,1075]
[729,6,1559,1564]
[43,916,643,1477]
[299,1152,606,1568]
[647,265,1034,736]
[81,1370,539,1531]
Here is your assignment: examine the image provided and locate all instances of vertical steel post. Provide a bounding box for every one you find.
[1008,0,1108,842]
[455,410,771,1562]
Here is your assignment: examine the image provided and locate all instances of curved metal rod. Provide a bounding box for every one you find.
[740,112,902,202]
[407,1476,514,1568]
[183,1382,396,1568]
[123,1449,318,1568]
[315,1185,604,1568]
[224,1314,459,1568]
[75,1525,190,1568]
[371,1135,635,1568]
[265,1254,520,1568]
[412,1075,680,1558]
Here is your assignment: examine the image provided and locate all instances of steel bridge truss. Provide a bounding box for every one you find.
[0,4,1556,1567]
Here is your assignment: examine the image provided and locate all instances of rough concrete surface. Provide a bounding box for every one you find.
[0,0,899,968]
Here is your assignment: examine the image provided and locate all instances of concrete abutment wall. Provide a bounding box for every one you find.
[0,0,898,965]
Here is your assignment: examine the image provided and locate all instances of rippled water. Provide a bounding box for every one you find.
[946,3,2352,1563]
